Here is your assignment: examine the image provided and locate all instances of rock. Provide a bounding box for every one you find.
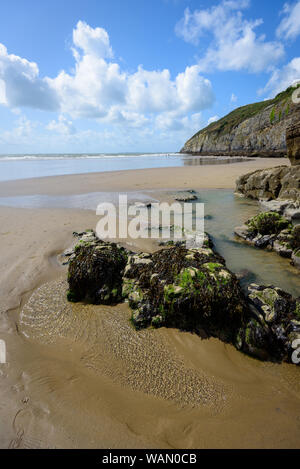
[240,284,300,363]
[234,225,250,240]
[67,239,128,304]
[286,120,300,166]
[125,245,248,343]
[174,192,198,202]
[66,233,300,364]
[181,85,300,157]
[273,240,293,258]
[236,165,300,204]
[292,249,300,270]
[259,199,300,220]
[255,235,272,249]
[63,248,75,257]
[157,232,213,249]
[234,213,296,260]
[246,212,291,236]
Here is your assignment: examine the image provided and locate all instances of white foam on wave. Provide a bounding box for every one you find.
[0,152,182,161]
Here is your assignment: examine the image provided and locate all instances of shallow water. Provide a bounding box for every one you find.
[199,190,300,297]
[0,188,298,296]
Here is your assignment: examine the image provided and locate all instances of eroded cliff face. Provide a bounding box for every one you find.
[181,86,300,157]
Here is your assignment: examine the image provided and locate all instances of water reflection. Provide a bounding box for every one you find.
[183,156,252,166]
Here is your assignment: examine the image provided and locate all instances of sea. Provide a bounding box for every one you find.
[0,152,250,182]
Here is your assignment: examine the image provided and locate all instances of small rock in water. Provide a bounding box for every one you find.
[234,212,300,268]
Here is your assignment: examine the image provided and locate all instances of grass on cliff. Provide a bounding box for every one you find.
[187,84,300,143]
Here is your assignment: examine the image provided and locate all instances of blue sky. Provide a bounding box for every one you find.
[0,0,299,154]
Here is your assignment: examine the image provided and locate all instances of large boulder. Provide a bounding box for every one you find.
[236,165,300,204]
[238,284,300,362]
[124,245,248,343]
[287,120,300,166]
[67,235,128,304]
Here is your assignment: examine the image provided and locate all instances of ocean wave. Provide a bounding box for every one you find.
[0,153,182,161]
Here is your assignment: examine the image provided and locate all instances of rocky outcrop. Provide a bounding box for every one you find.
[287,120,300,166]
[181,85,300,156]
[236,166,300,201]
[234,212,300,264]
[66,231,300,364]
[67,231,128,304]
[235,165,300,219]
[239,284,300,362]
[124,244,247,343]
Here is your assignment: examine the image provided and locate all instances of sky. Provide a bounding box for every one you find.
[0,0,299,154]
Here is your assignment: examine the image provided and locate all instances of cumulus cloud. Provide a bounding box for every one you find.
[73,20,113,58]
[155,111,203,132]
[0,21,214,127]
[230,93,238,103]
[126,65,214,115]
[0,44,59,111]
[277,1,300,40]
[175,1,284,73]
[260,57,300,97]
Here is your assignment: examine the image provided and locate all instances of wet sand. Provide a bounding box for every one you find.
[0,158,287,197]
[1,158,300,449]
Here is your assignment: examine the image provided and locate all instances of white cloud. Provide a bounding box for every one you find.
[73,20,113,59]
[0,44,59,111]
[0,79,6,104]
[207,115,220,124]
[0,20,214,130]
[277,1,300,40]
[0,116,37,144]
[155,111,203,132]
[230,93,238,103]
[126,65,214,115]
[50,54,127,118]
[175,1,284,73]
[260,57,300,96]
[47,115,76,135]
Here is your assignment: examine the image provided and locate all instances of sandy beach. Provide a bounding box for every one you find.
[1,158,300,449]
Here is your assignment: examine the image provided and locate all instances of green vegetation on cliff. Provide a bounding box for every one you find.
[182,84,300,154]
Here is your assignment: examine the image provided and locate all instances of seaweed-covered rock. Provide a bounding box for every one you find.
[124,245,248,342]
[65,231,300,364]
[234,213,297,261]
[67,236,128,304]
[291,224,300,251]
[239,284,300,362]
[247,212,291,236]
[292,249,300,270]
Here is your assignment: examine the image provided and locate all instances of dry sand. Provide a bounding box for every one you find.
[1,158,300,449]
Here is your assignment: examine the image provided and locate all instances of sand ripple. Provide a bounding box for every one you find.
[20,278,229,409]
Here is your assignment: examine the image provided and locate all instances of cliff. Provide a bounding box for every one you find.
[181,85,300,157]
